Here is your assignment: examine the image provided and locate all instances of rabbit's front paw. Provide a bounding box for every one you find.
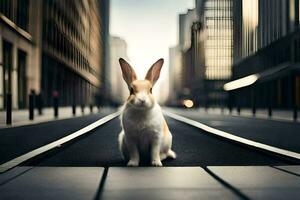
[127,160,139,167]
[151,159,163,167]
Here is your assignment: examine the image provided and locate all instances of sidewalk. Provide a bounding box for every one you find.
[0,166,299,199]
[0,106,105,128]
[198,107,299,123]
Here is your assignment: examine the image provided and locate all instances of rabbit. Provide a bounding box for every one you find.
[118,58,176,167]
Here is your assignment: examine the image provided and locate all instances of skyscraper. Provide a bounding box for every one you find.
[170,0,234,107]
[227,0,300,109]
[109,36,129,105]
[41,0,108,106]
[0,0,109,109]
[178,0,233,106]
[0,0,42,109]
[177,9,198,104]
[168,45,182,105]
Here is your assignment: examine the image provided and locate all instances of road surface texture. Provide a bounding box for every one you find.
[0,108,116,164]
[23,117,294,167]
[168,108,300,153]
[0,109,299,200]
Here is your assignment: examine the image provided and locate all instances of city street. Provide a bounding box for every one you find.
[1,108,298,167]
[1,0,300,199]
[167,108,300,153]
[18,112,298,167]
[0,108,116,164]
[0,108,300,199]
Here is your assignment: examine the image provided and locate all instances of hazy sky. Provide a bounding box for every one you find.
[110,0,194,101]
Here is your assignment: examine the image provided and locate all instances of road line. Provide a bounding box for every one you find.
[164,110,300,160]
[0,111,121,173]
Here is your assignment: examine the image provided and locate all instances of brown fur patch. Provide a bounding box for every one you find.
[132,80,152,92]
[163,119,169,136]
[126,80,155,104]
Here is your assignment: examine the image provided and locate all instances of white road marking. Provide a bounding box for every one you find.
[0,111,121,173]
[164,110,300,160]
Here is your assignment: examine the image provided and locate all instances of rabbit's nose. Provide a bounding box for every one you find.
[139,99,145,104]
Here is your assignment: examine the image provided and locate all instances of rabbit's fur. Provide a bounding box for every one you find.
[118,58,176,166]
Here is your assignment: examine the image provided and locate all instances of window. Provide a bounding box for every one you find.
[0,0,13,20]
[204,0,233,80]
[17,0,29,31]
[0,0,29,31]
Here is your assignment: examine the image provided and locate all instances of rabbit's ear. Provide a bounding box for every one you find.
[145,58,164,86]
[119,58,137,86]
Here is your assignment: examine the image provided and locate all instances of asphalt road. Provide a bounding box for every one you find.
[0,109,116,164]
[169,108,300,153]
[23,116,295,167]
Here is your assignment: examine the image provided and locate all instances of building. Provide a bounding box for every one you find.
[179,9,197,95]
[171,8,198,106]
[179,9,198,52]
[176,0,233,107]
[109,36,129,105]
[200,0,233,106]
[0,0,42,109]
[0,0,109,109]
[41,0,108,107]
[226,0,300,109]
[168,1,234,107]
[185,21,206,106]
[98,0,110,105]
[168,45,182,105]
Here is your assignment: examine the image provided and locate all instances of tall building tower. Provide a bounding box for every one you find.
[41,0,107,106]
[202,0,233,81]
[177,9,198,103]
[109,36,129,105]
[0,0,109,109]
[98,0,110,105]
[168,45,182,105]
[171,0,233,107]
[183,0,233,106]
[228,0,300,109]
[201,0,233,106]
[0,0,42,109]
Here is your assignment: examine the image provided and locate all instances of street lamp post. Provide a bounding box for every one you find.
[29,90,35,120]
[6,93,12,125]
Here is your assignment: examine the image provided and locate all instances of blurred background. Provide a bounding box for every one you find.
[0,0,299,112]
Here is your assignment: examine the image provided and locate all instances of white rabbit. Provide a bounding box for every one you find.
[118,58,176,166]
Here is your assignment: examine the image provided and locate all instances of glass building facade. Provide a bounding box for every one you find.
[41,0,104,106]
[0,0,29,31]
[204,0,233,80]
[241,0,259,58]
[175,0,234,106]
[235,0,300,63]
[192,0,234,106]
[0,0,35,109]
[0,0,108,109]
[230,0,300,109]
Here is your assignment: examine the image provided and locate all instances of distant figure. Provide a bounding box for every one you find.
[52,90,59,98]
[118,58,176,166]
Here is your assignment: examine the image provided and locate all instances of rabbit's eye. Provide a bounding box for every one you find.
[130,87,134,95]
[150,88,153,93]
